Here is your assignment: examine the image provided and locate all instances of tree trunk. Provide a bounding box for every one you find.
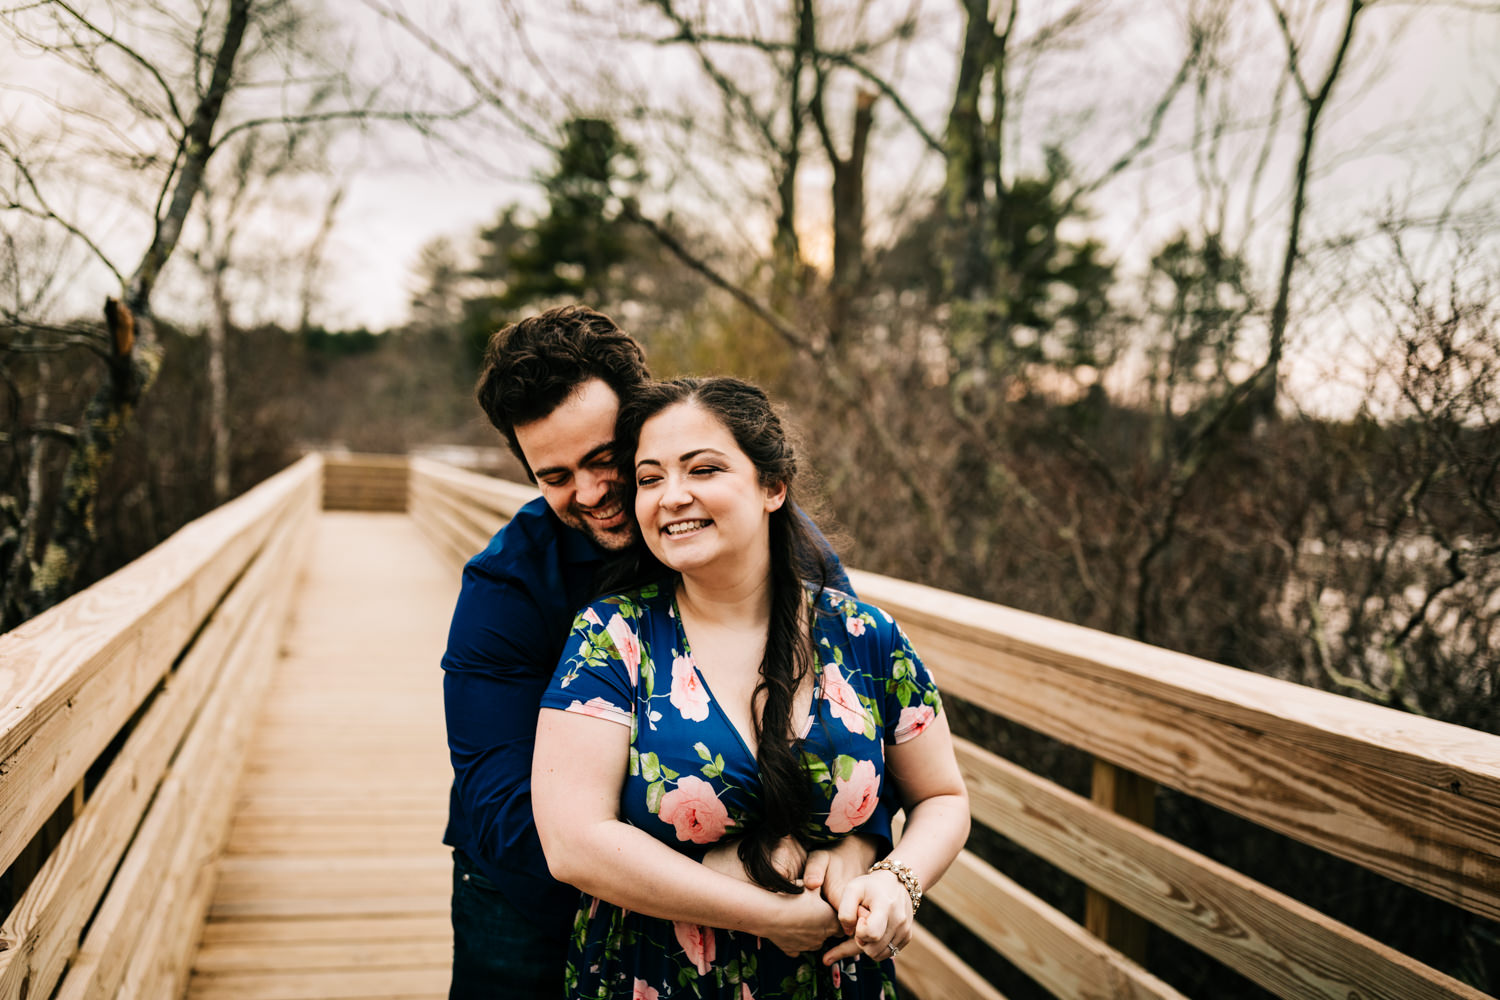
[209,256,231,504]
[15,0,253,624]
[19,301,162,622]
[827,90,876,344]
[944,0,997,304]
[1255,0,1363,424]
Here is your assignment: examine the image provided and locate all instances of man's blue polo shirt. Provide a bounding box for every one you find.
[440,495,864,927]
[441,496,604,926]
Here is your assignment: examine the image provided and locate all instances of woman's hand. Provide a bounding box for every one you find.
[764,886,843,957]
[822,868,913,964]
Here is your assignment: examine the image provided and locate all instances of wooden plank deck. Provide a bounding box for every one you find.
[186,513,459,1000]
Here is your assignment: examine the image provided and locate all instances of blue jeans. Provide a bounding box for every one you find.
[449,850,571,999]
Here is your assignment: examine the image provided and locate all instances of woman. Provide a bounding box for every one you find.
[533,377,969,999]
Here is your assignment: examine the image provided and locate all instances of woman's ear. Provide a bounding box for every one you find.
[764,480,788,512]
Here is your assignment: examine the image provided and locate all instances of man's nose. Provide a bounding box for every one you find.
[576,469,615,507]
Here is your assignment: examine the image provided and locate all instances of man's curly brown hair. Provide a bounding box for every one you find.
[474,305,650,477]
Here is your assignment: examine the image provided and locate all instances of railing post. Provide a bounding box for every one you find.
[1084,757,1156,964]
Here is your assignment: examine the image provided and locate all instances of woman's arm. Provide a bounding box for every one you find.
[826,710,970,963]
[533,707,841,956]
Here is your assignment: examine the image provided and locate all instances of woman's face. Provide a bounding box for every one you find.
[632,401,786,577]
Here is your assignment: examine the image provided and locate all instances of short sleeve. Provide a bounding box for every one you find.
[540,600,638,728]
[881,618,943,744]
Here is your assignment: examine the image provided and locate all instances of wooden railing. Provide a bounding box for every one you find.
[409,458,1500,1000]
[0,454,322,1000]
[3,454,1492,1000]
[322,452,409,512]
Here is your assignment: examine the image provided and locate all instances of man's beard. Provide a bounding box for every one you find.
[566,492,635,551]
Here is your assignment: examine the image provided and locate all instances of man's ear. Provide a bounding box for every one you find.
[765,480,788,512]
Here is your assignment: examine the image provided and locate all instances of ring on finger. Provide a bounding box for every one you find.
[888,943,901,958]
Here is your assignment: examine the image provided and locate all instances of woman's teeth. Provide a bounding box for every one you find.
[665,520,710,536]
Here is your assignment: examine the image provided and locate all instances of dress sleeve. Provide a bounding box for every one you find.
[880,617,944,745]
[540,599,638,728]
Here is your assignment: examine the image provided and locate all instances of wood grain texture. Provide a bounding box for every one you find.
[0,456,320,873]
[183,513,458,1000]
[50,500,313,1000]
[409,473,508,540]
[408,456,537,519]
[925,850,1185,1000]
[853,569,1500,919]
[957,737,1494,1000]
[323,455,409,513]
[895,925,1008,1000]
[1085,759,1156,962]
[0,545,280,1000]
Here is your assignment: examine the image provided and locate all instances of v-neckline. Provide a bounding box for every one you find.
[670,590,819,763]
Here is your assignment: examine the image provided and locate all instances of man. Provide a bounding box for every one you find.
[442,305,881,998]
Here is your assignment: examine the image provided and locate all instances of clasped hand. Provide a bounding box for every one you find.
[702,837,913,964]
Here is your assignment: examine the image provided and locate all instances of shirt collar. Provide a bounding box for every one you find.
[556,514,607,565]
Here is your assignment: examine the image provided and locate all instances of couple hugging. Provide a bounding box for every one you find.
[441,305,969,1000]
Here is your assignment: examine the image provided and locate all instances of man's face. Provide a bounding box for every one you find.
[513,378,634,551]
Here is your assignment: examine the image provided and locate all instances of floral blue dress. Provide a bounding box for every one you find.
[539,581,944,1000]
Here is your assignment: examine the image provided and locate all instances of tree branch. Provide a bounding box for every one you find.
[43,0,187,125]
[623,202,959,558]
[212,103,478,149]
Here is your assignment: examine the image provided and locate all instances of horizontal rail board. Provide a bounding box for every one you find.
[854,570,1500,920]
[0,510,300,999]
[408,477,502,549]
[409,456,537,518]
[0,456,320,877]
[896,925,1007,1000]
[54,507,304,1000]
[956,738,1491,1000]
[926,850,1185,1000]
[0,456,319,759]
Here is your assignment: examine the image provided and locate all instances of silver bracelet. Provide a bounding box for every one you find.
[868,858,922,913]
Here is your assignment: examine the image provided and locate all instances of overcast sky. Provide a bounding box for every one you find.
[304,1,1500,332]
[5,0,1498,418]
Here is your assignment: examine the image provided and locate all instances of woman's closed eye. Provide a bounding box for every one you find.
[690,465,723,476]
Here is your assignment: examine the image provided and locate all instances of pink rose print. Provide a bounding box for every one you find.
[896,704,937,740]
[741,984,754,1000]
[658,775,730,843]
[632,979,660,1000]
[832,962,842,988]
[582,606,604,628]
[827,759,880,833]
[822,663,868,733]
[845,616,866,636]
[673,920,717,975]
[670,654,710,721]
[566,697,629,724]
[606,613,641,685]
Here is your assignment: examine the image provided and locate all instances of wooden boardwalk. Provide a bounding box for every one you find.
[186,513,458,1000]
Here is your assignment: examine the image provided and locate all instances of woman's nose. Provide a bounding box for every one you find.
[660,474,692,509]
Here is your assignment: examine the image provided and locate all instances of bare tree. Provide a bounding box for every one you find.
[0,0,465,629]
[1254,0,1368,421]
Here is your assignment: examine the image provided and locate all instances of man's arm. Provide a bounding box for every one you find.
[443,559,559,877]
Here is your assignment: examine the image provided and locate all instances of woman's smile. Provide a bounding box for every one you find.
[633,401,785,577]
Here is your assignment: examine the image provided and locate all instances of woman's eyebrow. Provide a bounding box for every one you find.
[635,457,664,469]
[679,448,728,462]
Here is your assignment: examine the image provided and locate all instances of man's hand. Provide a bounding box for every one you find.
[801,834,880,910]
